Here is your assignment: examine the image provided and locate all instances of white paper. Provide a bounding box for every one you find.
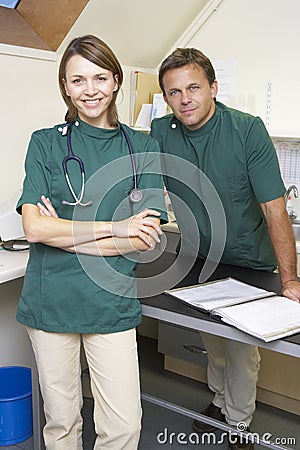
[166,278,274,312]
[166,278,300,342]
[150,93,168,122]
[216,296,300,342]
[135,103,153,128]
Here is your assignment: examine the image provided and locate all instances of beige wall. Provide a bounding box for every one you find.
[0,50,62,203]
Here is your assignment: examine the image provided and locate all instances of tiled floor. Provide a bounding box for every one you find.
[2,335,299,449]
[138,337,299,450]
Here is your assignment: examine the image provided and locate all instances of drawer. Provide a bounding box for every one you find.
[158,321,207,367]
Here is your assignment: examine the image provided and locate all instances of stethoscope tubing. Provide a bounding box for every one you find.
[119,123,138,190]
[61,121,143,206]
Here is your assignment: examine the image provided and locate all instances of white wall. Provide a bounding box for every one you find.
[184,0,300,137]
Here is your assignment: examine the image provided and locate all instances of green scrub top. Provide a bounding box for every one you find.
[151,102,286,271]
[17,119,167,333]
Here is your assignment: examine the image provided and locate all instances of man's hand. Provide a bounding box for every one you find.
[261,197,299,301]
[281,280,300,303]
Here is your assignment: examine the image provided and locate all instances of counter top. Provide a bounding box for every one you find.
[162,222,300,255]
[0,249,28,284]
[0,228,179,285]
[0,227,298,285]
[137,252,300,356]
[161,221,179,233]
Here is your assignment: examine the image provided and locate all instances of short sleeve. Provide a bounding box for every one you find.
[17,130,52,214]
[246,118,285,203]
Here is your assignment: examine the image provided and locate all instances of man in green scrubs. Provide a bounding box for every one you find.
[151,47,300,450]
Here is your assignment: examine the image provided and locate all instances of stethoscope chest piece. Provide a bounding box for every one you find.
[129,188,143,203]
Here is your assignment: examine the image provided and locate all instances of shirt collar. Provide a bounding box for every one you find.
[75,118,120,139]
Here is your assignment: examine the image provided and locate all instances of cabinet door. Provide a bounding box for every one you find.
[257,348,300,401]
[158,322,207,367]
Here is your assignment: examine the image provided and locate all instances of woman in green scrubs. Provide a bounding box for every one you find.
[17,35,167,450]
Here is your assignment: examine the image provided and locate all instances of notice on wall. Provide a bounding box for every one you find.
[212,59,236,102]
[213,59,255,114]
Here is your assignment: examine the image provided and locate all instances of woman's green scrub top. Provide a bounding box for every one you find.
[151,102,286,271]
[17,120,167,333]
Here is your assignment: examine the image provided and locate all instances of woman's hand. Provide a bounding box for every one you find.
[37,195,58,218]
[36,197,161,249]
[112,209,162,247]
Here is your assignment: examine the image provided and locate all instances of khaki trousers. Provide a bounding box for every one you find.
[200,332,261,426]
[27,327,142,450]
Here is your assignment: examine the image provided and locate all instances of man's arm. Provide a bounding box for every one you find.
[260,196,300,302]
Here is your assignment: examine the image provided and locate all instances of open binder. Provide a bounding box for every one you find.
[165,278,300,342]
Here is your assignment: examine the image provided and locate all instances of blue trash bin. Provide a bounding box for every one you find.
[0,366,33,446]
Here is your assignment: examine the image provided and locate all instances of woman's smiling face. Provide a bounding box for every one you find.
[63,54,118,128]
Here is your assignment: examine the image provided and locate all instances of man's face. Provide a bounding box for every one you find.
[162,64,218,131]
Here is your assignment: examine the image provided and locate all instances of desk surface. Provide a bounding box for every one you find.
[1,248,299,356]
[136,252,300,358]
[0,249,28,284]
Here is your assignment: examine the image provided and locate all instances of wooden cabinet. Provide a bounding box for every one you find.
[257,348,300,414]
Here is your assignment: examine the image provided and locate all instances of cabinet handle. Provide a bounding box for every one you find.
[182,344,207,355]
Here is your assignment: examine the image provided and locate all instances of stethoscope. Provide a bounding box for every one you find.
[59,121,143,206]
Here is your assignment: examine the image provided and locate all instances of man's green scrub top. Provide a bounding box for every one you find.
[151,102,286,271]
[17,120,167,333]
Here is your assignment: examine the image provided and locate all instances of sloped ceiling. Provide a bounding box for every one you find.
[0,0,211,68]
[0,0,88,51]
[59,0,211,68]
